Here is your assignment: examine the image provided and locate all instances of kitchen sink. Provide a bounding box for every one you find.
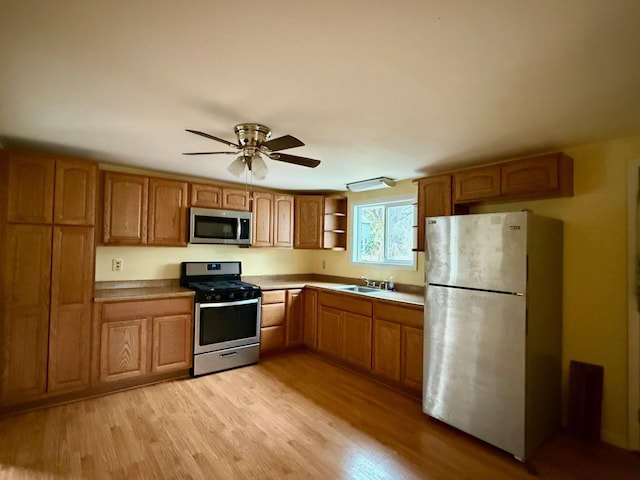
[336,285,379,293]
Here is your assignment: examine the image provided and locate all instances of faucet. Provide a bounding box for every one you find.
[360,276,371,287]
[379,281,387,290]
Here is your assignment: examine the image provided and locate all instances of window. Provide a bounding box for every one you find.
[352,196,415,266]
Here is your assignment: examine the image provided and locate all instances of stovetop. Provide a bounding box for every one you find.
[180,261,261,302]
[185,280,260,292]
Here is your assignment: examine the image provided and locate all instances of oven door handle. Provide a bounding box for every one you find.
[198,297,260,308]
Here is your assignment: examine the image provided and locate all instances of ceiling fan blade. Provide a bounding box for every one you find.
[262,135,305,152]
[186,129,240,148]
[182,151,238,155]
[269,152,321,168]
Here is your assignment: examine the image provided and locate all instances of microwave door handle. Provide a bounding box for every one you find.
[237,218,241,241]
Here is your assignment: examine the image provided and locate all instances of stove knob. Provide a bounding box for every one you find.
[214,294,222,301]
[228,292,235,300]
[205,294,212,302]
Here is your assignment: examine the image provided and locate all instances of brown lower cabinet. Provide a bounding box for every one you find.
[260,288,303,355]
[372,300,423,393]
[95,297,193,383]
[0,224,95,405]
[317,291,373,371]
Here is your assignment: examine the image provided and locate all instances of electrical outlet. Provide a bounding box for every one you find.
[112,258,123,271]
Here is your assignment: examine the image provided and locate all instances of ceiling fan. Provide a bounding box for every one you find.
[183,123,321,180]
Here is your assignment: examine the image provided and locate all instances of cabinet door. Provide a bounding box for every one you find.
[5,152,55,224]
[147,178,189,246]
[294,195,323,249]
[102,172,148,245]
[372,319,401,381]
[99,317,149,382]
[317,306,343,358]
[260,325,286,354]
[501,153,573,198]
[273,194,294,248]
[343,312,372,370]
[54,157,97,226]
[454,165,501,202]
[190,183,222,208]
[222,188,250,211]
[416,175,452,251]
[261,303,285,327]
[402,326,424,391]
[0,224,52,402]
[152,313,192,373]
[252,192,273,247]
[48,226,94,393]
[286,289,303,347]
[303,288,318,349]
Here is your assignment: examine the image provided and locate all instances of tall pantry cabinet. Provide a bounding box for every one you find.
[0,151,97,405]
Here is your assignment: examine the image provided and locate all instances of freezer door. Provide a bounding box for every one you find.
[426,212,527,293]
[423,285,526,458]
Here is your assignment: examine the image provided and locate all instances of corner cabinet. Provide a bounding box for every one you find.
[102,172,188,246]
[0,151,97,405]
[294,195,347,250]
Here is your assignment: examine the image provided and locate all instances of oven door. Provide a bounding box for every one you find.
[194,297,261,354]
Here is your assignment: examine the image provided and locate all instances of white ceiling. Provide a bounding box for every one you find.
[1,1,640,192]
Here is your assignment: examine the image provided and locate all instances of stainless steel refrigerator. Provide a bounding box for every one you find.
[423,211,562,461]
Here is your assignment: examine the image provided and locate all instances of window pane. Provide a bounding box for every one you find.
[358,205,384,262]
[386,204,413,263]
[352,197,415,267]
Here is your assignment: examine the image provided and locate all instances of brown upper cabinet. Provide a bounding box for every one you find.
[294,195,324,249]
[190,183,251,212]
[190,183,222,208]
[294,195,347,250]
[54,157,97,225]
[414,152,573,250]
[102,172,149,245]
[453,165,501,203]
[147,178,189,246]
[415,175,457,252]
[222,187,250,211]
[273,194,294,248]
[500,152,573,198]
[102,172,188,246]
[452,152,573,205]
[3,151,55,224]
[252,192,294,248]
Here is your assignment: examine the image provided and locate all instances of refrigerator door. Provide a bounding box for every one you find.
[423,285,526,458]
[426,212,527,293]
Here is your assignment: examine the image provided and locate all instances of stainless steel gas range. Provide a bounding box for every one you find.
[180,261,261,376]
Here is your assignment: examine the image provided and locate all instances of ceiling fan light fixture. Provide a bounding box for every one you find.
[228,155,247,177]
[250,153,268,180]
[346,177,396,192]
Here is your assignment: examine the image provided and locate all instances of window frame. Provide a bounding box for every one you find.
[350,194,417,269]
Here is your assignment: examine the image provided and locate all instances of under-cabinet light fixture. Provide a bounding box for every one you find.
[346,177,396,192]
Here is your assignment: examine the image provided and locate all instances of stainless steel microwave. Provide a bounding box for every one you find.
[189,207,252,245]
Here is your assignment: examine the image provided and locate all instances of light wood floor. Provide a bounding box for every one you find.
[1,351,639,479]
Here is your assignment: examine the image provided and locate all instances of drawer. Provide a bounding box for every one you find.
[374,300,423,328]
[318,291,372,317]
[102,297,192,321]
[260,325,285,353]
[262,290,286,305]
[261,303,285,327]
